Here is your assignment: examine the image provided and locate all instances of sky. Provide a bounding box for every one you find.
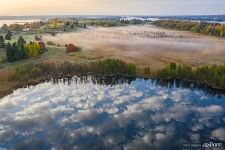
[0,0,225,16]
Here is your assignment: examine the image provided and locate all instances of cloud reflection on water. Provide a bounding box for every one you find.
[0,77,224,150]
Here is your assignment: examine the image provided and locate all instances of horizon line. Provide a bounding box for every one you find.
[0,14,225,17]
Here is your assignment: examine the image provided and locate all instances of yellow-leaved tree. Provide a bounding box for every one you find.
[25,42,41,58]
[52,19,58,28]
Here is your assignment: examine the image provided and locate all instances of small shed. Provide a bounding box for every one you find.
[66,44,77,53]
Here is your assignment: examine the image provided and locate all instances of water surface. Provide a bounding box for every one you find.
[0,76,224,150]
[0,20,39,27]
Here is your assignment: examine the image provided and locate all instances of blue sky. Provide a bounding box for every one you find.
[0,0,225,16]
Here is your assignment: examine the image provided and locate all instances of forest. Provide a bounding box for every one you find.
[155,63,225,89]
[153,20,225,37]
[12,60,225,90]
[14,59,137,81]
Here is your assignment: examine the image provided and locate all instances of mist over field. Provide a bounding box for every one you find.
[43,25,225,67]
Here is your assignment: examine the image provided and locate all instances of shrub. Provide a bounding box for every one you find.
[144,67,151,75]
[30,66,42,77]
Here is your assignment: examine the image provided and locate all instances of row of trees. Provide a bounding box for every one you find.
[5,36,42,62]
[156,63,225,89]
[1,22,44,32]
[153,20,225,37]
[120,19,143,25]
[14,59,137,81]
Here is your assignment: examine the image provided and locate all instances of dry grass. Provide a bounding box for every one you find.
[0,69,17,97]
[43,25,225,69]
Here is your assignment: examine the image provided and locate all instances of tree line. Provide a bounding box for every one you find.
[0,35,43,62]
[153,20,225,37]
[14,59,137,81]
[1,22,44,32]
[155,63,225,89]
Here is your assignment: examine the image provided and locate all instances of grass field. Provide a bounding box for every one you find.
[0,46,66,69]
[0,24,225,98]
[1,24,225,70]
[0,45,81,97]
[42,24,225,68]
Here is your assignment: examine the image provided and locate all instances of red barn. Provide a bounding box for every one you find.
[66,44,77,53]
[38,41,47,52]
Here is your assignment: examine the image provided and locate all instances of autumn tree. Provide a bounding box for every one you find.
[25,42,41,58]
[52,19,58,28]
[154,20,225,37]
[220,31,225,37]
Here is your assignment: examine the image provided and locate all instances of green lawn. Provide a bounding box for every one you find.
[0,45,66,69]
[5,34,35,44]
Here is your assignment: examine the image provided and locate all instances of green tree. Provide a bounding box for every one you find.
[13,42,21,60]
[170,62,177,70]
[6,42,14,62]
[0,35,5,48]
[5,31,12,40]
[75,20,79,26]
[19,44,27,59]
[17,36,26,46]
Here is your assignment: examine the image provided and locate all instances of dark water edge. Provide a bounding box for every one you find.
[2,74,224,100]
[44,75,225,98]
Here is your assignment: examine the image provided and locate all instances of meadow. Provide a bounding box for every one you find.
[0,21,225,97]
[43,24,225,68]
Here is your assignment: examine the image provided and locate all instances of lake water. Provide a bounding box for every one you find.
[0,76,224,150]
[0,20,39,28]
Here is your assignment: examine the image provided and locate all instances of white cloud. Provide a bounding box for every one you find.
[211,128,225,141]
[197,105,223,116]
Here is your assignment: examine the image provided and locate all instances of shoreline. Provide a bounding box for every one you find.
[1,73,225,99]
[0,58,225,99]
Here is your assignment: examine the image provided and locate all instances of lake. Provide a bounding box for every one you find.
[0,20,39,28]
[0,76,224,150]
